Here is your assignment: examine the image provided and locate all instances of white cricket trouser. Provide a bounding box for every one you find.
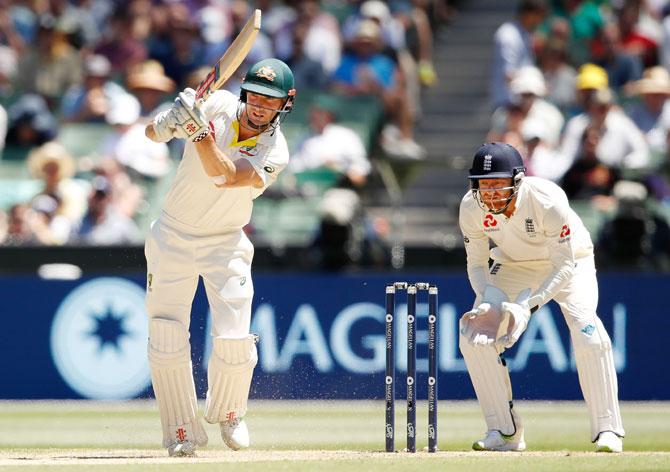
[461,255,625,441]
[145,218,254,337]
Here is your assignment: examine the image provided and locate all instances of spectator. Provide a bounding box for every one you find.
[26,141,87,223]
[14,14,82,104]
[625,66,670,157]
[60,54,129,123]
[6,94,58,148]
[597,180,670,270]
[100,93,171,181]
[617,0,659,69]
[559,87,650,178]
[29,193,72,245]
[542,0,606,65]
[3,203,39,246]
[290,95,372,189]
[573,63,609,112]
[146,2,204,87]
[488,65,564,148]
[490,0,547,108]
[126,60,176,120]
[275,0,342,75]
[520,119,568,182]
[283,21,329,90]
[333,19,424,160]
[592,22,643,93]
[70,175,142,246]
[537,38,577,112]
[93,7,147,75]
[561,124,619,201]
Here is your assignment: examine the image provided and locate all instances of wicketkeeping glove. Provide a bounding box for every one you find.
[173,88,210,142]
[495,301,531,350]
[459,303,505,348]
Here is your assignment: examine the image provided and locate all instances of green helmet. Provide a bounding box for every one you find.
[240,59,295,99]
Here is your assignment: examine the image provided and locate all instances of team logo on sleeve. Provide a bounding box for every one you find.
[560,224,571,238]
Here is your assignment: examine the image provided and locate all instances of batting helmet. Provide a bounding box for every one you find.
[240,58,295,100]
[468,142,526,214]
[468,142,526,188]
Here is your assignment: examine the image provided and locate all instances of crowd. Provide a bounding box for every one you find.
[489,0,670,269]
[0,0,448,253]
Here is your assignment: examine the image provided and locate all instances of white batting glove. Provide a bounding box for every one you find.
[151,108,183,142]
[174,88,210,142]
[495,301,531,350]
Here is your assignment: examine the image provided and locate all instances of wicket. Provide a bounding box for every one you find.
[385,282,438,453]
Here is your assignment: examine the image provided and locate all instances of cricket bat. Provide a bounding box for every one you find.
[195,9,262,101]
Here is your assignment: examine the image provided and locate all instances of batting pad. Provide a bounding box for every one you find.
[148,318,209,448]
[204,336,258,424]
[459,337,520,436]
[572,317,625,441]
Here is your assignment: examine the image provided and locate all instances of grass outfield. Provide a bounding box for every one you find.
[0,400,668,471]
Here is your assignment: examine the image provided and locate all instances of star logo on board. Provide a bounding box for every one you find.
[51,277,151,399]
[87,306,131,353]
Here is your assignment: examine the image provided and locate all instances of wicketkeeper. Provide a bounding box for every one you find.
[458,142,625,452]
[144,58,296,457]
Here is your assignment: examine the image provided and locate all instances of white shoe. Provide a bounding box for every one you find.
[220,418,250,450]
[472,430,526,451]
[167,440,197,457]
[596,431,623,453]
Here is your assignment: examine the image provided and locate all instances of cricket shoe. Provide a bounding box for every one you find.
[595,431,623,453]
[472,430,526,451]
[167,440,197,457]
[220,417,250,450]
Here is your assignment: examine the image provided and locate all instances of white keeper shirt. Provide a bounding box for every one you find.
[161,90,289,234]
[459,176,594,308]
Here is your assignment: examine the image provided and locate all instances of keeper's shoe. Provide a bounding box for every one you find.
[220,417,250,451]
[167,440,197,457]
[472,430,526,452]
[596,431,623,453]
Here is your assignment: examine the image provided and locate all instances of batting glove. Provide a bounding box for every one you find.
[152,108,183,142]
[495,301,531,350]
[174,88,210,142]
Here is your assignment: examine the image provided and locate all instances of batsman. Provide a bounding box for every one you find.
[458,142,625,453]
[144,58,296,456]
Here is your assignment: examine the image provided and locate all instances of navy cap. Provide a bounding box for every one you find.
[469,142,525,180]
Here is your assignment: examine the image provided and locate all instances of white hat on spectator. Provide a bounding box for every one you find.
[630,66,670,95]
[510,66,547,97]
[27,141,76,179]
[360,0,391,22]
[354,18,382,41]
[105,94,141,126]
[85,54,112,77]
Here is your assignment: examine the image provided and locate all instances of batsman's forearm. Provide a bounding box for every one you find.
[194,136,237,181]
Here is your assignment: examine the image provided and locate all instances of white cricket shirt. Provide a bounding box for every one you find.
[459,176,594,308]
[161,90,289,234]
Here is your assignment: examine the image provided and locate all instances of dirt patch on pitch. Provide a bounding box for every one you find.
[1,449,669,465]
